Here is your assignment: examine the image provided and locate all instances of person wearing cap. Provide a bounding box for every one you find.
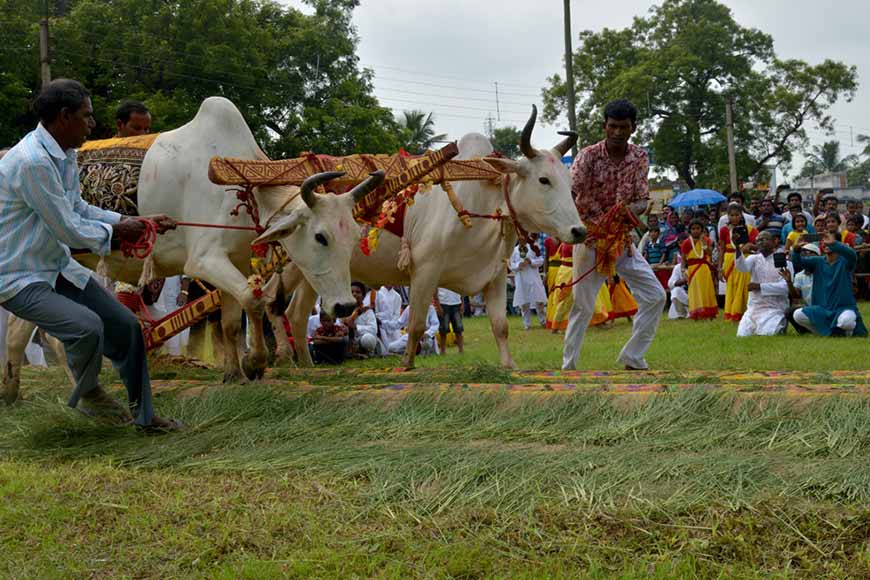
[791,233,867,337]
[733,231,792,336]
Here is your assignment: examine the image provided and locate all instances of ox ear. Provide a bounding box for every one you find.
[484,157,527,176]
[252,210,308,245]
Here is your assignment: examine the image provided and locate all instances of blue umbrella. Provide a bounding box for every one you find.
[668,189,726,208]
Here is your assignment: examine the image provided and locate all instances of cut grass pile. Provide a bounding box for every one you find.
[1,310,869,577]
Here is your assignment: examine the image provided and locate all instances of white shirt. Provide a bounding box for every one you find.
[382,305,440,339]
[734,251,792,336]
[509,243,547,307]
[436,288,462,306]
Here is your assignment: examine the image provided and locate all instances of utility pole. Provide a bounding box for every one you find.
[484,113,495,140]
[494,82,501,122]
[563,0,578,156]
[39,0,51,88]
[725,95,738,194]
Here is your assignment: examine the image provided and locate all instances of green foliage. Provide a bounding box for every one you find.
[490,125,521,159]
[798,141,858,178]
[396,110,447,154]
[542,0,858,190]
[0,0,401,156]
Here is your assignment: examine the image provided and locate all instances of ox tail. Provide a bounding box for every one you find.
[397,237,412,273]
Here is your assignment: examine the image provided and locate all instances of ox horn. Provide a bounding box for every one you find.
[553,130,578,156]
[348,170,386,203]
[520,105,538,160]
[300,171,346,209]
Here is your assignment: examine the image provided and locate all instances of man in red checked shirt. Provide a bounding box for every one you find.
[562,99,666,371]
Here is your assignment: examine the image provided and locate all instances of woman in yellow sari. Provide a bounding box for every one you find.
[544,237,562,325]
[548,242,574,332]
[607,276,637,322]
[717,204,757,322]
[681,220,718,320]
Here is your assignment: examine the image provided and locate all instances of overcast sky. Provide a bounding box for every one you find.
[285,0,869,180]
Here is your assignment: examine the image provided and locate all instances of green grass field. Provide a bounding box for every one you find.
[1,306,869,578]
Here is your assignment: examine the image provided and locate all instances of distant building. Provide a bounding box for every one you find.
[791,171,869,204]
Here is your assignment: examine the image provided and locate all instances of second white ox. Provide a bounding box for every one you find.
[4,96,383,388]
[274,106,586,368]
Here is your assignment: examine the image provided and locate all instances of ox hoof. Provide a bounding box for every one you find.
[222,370,247,385]
[2,363,21,405]
[241,355,266,381]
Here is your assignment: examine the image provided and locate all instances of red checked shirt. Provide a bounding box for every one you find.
[571,140,649,228]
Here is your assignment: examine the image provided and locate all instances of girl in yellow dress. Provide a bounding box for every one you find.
[548,242,574,332]
[717,205,757,322]
[681,220,718,320]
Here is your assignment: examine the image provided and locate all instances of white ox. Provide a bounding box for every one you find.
[273,106,587,369]
[3,96,383,395]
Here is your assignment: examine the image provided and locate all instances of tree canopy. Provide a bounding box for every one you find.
[396,110,447,155]
[490,126,521,159]
[542,0,858,190]
[0,0,402,157]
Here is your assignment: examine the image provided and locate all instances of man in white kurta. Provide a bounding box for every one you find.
[382,305,440,355]
[667,260,689,319]
[734,231,793,337]
[509,239,548,330]
[374,286,403,346]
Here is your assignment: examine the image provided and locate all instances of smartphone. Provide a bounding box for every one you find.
[773,253,787,269]
[733,225,749,246]
[804,233,821,242]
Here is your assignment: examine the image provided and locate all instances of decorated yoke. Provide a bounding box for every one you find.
[76,136,506,351]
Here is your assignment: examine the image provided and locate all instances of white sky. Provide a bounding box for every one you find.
[283,0,870,181]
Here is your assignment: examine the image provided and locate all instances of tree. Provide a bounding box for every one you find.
[0,0,403,157]
[490,126,521,159]
[542,0,858,190]
[798,141,857,178]
[846,134,870,189]
[397,110,447,154]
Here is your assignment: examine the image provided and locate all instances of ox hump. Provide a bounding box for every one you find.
[457,133,494,160]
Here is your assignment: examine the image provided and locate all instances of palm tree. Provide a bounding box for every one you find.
[799,141,858,178]
[398,110,447,154]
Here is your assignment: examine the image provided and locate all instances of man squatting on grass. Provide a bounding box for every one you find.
[0,79,180,430]
[562,99,666,371]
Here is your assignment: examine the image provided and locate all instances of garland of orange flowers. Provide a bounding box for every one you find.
[360,180,434,256]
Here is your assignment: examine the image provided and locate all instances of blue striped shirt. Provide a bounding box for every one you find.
[0,124,121,304]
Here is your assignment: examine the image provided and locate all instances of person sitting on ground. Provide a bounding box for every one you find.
[434,287,464,354]
[382,305,440,355]
[791,234,868,337]
[115,99,151,137]
[782,243,821,334]
[342,281,380,357]
[667,256,690,319]
[310,311,350,364]
[680,219,718,320]
[374,285,403,346]
[733,231,792,336]
[509,237,548,330]
[0,79,178,429]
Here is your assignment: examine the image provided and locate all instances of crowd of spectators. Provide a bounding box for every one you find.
[638,188,869,337]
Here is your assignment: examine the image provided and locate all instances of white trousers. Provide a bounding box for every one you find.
[520,303,547,329]
[562,244,666,370]
[668,287,689,319]
[736,308,787,337]
[794,308,857,336]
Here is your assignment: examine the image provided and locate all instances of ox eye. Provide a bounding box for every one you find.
[539,177,551,186]
[315,233,328,247]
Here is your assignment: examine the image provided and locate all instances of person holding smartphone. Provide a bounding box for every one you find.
[718,203,758,322]
[733,231,793,336]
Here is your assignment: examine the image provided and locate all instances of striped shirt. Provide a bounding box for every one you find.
[0,124,121,304]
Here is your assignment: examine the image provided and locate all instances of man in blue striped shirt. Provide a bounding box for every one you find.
[0,79,178,430]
